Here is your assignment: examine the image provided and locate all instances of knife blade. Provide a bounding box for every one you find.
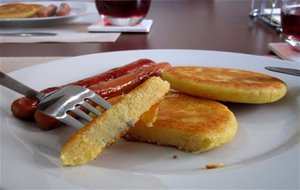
[265,67,300,77]
[0,32,57,37]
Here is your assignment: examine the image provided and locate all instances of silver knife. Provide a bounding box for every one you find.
[0,32,57,37]
[265,67,300,77]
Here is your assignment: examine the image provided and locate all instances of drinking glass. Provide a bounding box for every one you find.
[281,0,300,41]
[95,0,151,26]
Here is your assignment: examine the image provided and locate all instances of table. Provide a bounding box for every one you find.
[0,0,283,57]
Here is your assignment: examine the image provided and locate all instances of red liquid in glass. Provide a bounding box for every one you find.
[95,0,151,18]
[281,6,300,40]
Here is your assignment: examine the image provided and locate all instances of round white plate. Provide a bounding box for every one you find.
[1,50,299,189]
[0,1,87,27]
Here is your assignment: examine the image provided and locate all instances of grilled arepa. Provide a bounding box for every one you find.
[161,66,287,104]
[125,92,238,153]
[60,77,170,166]
[0,3,37,19]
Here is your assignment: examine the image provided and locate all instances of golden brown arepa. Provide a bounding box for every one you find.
[60,77,170,166]
[161,66,287,104]
[125,92,238,153]
[0,3,37,19]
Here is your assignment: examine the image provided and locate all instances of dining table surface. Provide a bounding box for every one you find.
[0,0,284,58]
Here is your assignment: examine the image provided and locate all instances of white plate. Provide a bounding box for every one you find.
[0,1,87,27]
[1,50,299,189]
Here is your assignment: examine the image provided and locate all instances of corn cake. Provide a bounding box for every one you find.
[161,66,287,104]
[60,77,170,166]
[125,92,238,153]
[0,3,37,19]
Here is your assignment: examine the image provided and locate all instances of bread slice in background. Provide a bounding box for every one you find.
[60,77,170,166]
[125,92,238,153]
[161,66,287,104]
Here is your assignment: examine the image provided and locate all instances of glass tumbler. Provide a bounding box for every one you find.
[95,0,151,26]
[281,0,300,41]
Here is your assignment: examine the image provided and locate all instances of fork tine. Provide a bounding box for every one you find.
[71,108,93,122]
[81,101,102,116]
[37,85,135,129]
[90,94,111,110]
[60,114,84,130]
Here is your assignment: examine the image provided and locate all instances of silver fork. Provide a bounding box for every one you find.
[0,71,134,129]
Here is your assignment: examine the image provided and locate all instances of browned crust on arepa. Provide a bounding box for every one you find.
[126,92,238,152]
[161,66,287,104]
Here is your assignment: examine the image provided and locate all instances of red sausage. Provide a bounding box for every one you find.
[11,87,59,120]
[34,62,172,130]
[90,62,172,99]
[68,59,155,88]
[36,4,57,17]
[55,3,71,16]
[11,59,155,120]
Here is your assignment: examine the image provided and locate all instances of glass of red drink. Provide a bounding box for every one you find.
[95,0,151,26]
[281,0,300,41]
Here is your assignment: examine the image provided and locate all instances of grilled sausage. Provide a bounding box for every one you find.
[55,3,71,16]
[90,62,172,99]
[11,59,155,120]
[11,87,59,120]
[36,4,57,17]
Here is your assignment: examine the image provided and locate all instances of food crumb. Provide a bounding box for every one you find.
[205,163,225,169]
[172,155,178,159]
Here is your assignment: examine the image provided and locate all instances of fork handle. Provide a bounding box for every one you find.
[0,71,45,99]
